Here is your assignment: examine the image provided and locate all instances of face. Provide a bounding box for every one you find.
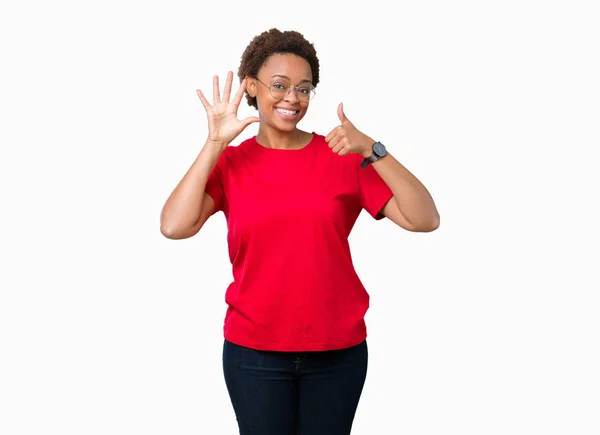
[247,53,313,132]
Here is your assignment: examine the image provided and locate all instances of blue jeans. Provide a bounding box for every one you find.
[222,339,368,435]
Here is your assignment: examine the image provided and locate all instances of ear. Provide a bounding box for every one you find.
[245,76,257,97]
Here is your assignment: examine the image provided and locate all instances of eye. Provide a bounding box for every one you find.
[272,82,287,90]
[297,87,311,95]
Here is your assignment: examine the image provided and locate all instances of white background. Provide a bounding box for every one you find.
[1,0,599,434]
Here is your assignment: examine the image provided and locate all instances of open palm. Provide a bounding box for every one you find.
[196,71,259,146]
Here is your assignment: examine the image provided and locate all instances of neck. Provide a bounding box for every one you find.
[256,125,311,150]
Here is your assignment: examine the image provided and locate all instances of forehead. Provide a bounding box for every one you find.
[259,53,312,81]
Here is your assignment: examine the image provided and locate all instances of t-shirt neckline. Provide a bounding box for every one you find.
[252,132,317,152]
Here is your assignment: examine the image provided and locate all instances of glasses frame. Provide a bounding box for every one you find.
[255,77,316,102]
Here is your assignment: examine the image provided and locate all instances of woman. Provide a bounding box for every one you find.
[160,28,439,435]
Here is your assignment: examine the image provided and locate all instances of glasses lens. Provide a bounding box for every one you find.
[269,82,288,100]
[268,82,315,102]
[296,85,315,102]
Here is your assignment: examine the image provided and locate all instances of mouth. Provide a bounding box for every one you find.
[274,107,300,120]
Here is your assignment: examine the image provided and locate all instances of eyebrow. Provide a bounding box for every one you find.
[270,74,312,84]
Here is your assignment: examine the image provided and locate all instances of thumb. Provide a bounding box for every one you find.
[242,116,260,128]
[337,102,349,123]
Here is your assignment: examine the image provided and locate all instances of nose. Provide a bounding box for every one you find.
[283,87,300,103]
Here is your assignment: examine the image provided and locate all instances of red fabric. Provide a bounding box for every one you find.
[205,133,393,351]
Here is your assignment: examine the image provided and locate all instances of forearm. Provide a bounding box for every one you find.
[160,141,225,237]
[364,148,440,230]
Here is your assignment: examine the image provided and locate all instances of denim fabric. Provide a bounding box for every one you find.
[222,339,368,435]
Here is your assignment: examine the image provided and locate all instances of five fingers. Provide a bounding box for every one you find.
[197,71,246,109]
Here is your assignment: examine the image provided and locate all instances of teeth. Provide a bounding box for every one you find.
[276,108,297,116]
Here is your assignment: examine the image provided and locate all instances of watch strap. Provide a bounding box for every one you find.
[360,141,384,169]
[360,153,378,168]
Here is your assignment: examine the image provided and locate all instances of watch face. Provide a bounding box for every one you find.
[373,142,386,157]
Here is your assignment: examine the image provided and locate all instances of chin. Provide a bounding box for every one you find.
[276,113,306,130]
[276,121,299,132]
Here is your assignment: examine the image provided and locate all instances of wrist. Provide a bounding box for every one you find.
[206,137,228,146]
[204,138,229,152]
[200,142,226,161]
[361,142,375,158]
[359,140,388,169]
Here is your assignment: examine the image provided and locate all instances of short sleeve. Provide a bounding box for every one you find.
[205,151,227,215]
[357,154,394,220]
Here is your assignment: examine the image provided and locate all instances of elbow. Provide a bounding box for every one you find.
[160,222,179,239]
[160,217,199,240]
[411,214,440,233]
[423,218,440,232]
[424,214,440,232]
[160,221,196,240]
[159,211,176,239]
[160,224,176,239]
[160,216,187,240]
[160,224,191,240]
[160,208,188,239]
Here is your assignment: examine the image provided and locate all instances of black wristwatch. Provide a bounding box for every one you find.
[360,141,387,169]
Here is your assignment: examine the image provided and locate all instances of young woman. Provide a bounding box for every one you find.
[160,28,440,435]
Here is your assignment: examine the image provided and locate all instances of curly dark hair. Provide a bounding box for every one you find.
[238,28,320,109]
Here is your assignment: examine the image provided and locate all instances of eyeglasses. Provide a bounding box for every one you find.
[255,78,316,102]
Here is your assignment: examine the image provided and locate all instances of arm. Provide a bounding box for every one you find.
[160,142,223,239]
[363,147,440,232]
[326,102,440,232]
[160,72,259,239]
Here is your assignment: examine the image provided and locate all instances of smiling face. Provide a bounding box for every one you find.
[247,53,313,133]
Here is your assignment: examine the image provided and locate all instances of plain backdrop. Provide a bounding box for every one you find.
[1,0,599,434]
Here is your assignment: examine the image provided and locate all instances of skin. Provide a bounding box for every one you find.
[245,53,314,150]
[159,53,439,239]
[325,102,440,231]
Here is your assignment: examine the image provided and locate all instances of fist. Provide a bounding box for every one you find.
[325,103,374,157]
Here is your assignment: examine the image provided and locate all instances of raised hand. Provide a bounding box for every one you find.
[325,103,374,157]
[196,71,260,147]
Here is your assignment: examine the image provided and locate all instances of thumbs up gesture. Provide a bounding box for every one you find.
[325,103,375,157]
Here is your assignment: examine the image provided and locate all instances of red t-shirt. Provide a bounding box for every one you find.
[205,133,393,351]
